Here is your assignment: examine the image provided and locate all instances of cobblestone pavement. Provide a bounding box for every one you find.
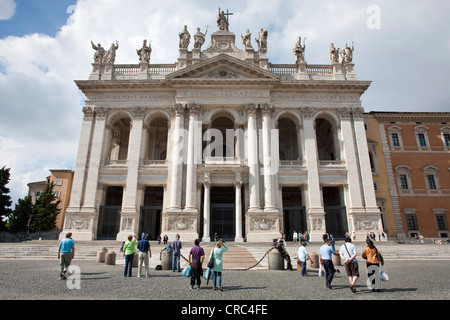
[0,257,449,301]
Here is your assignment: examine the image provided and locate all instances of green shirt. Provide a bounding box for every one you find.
[123,240,137,255]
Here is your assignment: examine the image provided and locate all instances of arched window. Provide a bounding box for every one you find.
[146,117,168,161]
[315,117,337,161]
[278,117,300,160]
[109,117,131,161]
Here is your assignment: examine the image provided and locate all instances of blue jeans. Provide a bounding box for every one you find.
[172,253,181,272]
[213,271,222,288]
[124,254,134,276]
[300,261,307,276]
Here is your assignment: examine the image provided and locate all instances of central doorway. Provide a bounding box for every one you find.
[210,186,235,241]
[282,187,306,241]
[140,186,163,240]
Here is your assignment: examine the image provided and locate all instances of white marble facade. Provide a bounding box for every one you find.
[61,14,382,242]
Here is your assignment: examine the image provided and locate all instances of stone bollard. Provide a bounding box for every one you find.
[161,250,173,270]
[105,251,116,265]
[97,247,108,263]
[133,253,139,267]
[268,249,283,270]
[332,252,342,266]
[309,252,319,268]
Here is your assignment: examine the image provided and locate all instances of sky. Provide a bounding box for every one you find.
[0,0,449,210]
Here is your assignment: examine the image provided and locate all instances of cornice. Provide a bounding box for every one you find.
[370,111,450,122]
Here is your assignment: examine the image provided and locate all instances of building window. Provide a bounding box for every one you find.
[433,209,448,232]
[55,179,62,186]
[388,126,403,148]
[423,165,440,191]
[395,165,412,191]
[427,175,437,189]
[391,133,400,146]
[54,190,61,198]
[418,133,427,147]
[405,214,418,231]
[414,125,430,148]
[399,175,409,189]
[444,134,450,147]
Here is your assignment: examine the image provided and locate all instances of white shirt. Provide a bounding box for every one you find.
[298,246,307,262]
[340,242,357,261]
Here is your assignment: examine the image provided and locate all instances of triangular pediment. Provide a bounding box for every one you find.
[166,54,280,82]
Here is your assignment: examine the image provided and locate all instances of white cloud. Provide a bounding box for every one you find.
[0,0,16,20]
[0,0,449,207]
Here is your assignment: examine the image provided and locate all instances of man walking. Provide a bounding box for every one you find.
[319,238,336,289]
[340,237,359,292]
[58,232,75,280]
[137,235,152,278]
[172,234,182,272]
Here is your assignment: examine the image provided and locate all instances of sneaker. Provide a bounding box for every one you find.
[189,285,194,290]
[196,286,201,290]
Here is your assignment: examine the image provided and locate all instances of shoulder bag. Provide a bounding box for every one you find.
[207,248,215,268]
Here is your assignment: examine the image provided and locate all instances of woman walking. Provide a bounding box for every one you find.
[362,239,384,292]
[209,240,229,291]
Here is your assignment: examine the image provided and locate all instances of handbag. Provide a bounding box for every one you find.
[207,248,215,269]
[375,248,383,264]
[182,265,191,278]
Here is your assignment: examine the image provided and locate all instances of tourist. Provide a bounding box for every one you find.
[340,237,359,293]
[209,240,229,291]
[319,238,336,289]
[157,234,161,244]
[362,239,384,292]
[123,235,137,277]
[188,239,205,289]
[276,239,293,270]
[293,230,298,244]
[304,231,310,246]
[330,233,335,251]
[172,234,182,272]
[58,232,75,280]
[163,234,168,245]
[298,240,310,276]
[137,235,152,278]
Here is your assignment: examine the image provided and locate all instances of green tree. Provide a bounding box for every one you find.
[0,166,13,231]
[29,182,61,233]
[7,195,32,233]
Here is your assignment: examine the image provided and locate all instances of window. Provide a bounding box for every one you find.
[391,133,400,146]
[399,175,409,189]
[433,209,448,231]
[427,175,437,189]
[414,125,430,148]
[423,165,440,191]
[54,190,61,198]
[441,127,450,148]
[55,179,63,186]
[405,214,418,231]
[388,126,403,148]
[444,134,450,147]
[418,133,427,147]
[395,165,412,191]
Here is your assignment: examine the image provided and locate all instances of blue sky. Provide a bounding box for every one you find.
[0,0,76,38]
[0,0,449,211]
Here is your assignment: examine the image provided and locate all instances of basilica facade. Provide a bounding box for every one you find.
[61,13,382,242]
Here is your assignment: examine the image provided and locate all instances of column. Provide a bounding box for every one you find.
[301,107,326,241]
[81,107,107,212]
[121,107,145,213]
[339,108,364,211]
[168,104,185,210]
[67,106,95,210]
[246,104,261,211]
[261,104,276,211]
[184,103,200,211]
[235,175,243,242]
[202,173,211,242]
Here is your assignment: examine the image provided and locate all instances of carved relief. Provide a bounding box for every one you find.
[168,218,196,231]
[250,218,276,231]
[66,216,91,230]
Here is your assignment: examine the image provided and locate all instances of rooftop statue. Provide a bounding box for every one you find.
[217,8,229,31]
[328,43,339,63]
[137,39,152,63]
[241,29,253,49]
[179,25,191,49]
[104,41,119,64]
[340,42,354,64]
[256,28,268,53]
[91,41,105,63]
[194,27,208,49]
[293,36,306,63]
